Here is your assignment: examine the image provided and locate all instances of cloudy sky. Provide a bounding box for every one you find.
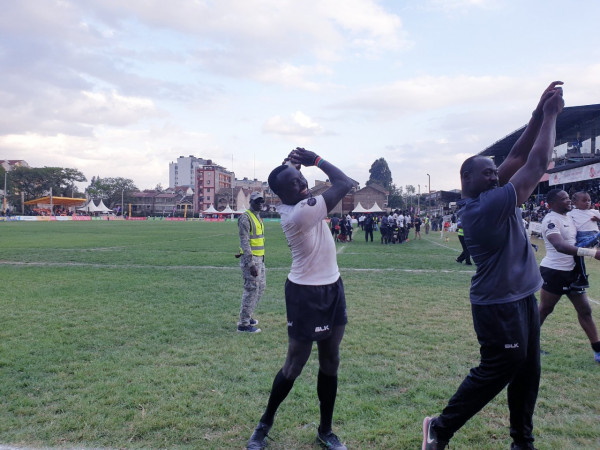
[2,0,600,193]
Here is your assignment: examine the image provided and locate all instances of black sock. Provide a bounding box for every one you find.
[591,341,600,352]
[260,369,295,427]
[317,370,338,434]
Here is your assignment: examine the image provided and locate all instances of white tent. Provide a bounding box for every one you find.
[234,205,248,214]
[220,204,234,214]
[368,202,384,212]
[96,199,113,213]
[77,200,101,212]
[203,204,218,214]
[352,202,367,213]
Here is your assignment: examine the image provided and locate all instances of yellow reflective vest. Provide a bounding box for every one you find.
[240,210,265,256]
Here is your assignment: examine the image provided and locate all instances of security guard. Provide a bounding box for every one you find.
[237,191,266,332]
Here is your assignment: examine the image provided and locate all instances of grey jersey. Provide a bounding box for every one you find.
[460,183,542,305]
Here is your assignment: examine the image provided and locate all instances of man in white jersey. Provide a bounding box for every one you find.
[397,211,405,242]
[539,189,600,363]
[246,148,354,450]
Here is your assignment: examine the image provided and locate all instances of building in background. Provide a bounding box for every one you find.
[0,160,29,172]
[169,155,210,188]
[194,160,234,212]
[234,177,263,192]
[353,183,388,212]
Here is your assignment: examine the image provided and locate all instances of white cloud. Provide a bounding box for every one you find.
[332,75,519,116]
[255,63,334,91]
[425,0,499,13]
[263,111,327,136]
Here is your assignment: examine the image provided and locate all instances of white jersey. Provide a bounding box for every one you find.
[397,214,404,227]
[277,195,339,286]
[567,208,600,232]
[540,211,577,271]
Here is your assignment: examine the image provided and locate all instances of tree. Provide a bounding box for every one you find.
[387,184,405,209]
[405,184,416,208]
[9,167,87,210]
[367,158,392,190]
[85,177,138,208]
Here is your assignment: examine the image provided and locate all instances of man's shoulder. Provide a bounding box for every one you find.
[541,211,555,223]
[542,211,569,228]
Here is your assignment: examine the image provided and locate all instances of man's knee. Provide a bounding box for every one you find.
[576,303,593,319]
[318,345,341,375]
[318,354,340,376]
[281,360,306,380]
[539,301,556,318]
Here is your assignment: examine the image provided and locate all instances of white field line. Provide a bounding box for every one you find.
[0,260,475,274]
[424,237,460,252]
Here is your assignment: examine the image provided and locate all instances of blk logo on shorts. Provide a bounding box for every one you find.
[504,343,519,349]
[315,325,330,333]
[287,321,293,327]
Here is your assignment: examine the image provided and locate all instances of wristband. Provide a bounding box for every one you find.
[314,156,322,167]
[577,247,596,257]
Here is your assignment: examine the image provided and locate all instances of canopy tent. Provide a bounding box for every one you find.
[96,199,113,213]
[352,202,383,213]
[220,204,234,214]
[234,205,248,214]
[77,200,101,212]
[369,202,384,212]
[24,196,87,207]
[203,204,219,214]
[351,202,367,213]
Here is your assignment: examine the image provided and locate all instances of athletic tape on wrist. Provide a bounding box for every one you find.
[577,247,596,257]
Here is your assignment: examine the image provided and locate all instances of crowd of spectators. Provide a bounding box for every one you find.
[329,210,453,244]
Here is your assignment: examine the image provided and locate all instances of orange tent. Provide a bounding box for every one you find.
[24,196,87,207]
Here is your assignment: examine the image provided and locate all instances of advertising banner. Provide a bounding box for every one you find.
[549,162,600,186]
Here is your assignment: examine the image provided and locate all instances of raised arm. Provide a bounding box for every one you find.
[498,81,564,186]
[287,148,355,212]
[509,87,564,205]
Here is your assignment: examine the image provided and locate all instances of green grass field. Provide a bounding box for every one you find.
[0,221,598,449]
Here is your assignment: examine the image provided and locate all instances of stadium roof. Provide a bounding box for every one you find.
[479,104,600,162]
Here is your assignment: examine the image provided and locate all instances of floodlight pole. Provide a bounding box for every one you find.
[427,173,431,213]
[3,172,6,215]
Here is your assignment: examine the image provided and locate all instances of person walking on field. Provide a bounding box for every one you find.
[423,81,564,450]
[246,148,354,450]
[364,213,374,242]
[538,189,600,363]
[236,192,265,333]
[414,215,422,240]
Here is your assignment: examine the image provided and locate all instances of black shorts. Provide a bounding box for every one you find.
[285,277,348,342]
[540,266,585,295]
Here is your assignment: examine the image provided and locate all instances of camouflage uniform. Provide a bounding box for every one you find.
[238,210,266,327]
